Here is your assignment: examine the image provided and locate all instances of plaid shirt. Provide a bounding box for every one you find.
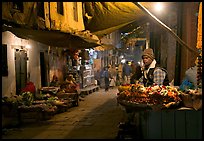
[138,60,167,86]
[153,68,166,85]
[138,68,166,86]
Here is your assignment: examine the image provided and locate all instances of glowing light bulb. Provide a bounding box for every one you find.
[155,3,164,12]
[26,44,31,49]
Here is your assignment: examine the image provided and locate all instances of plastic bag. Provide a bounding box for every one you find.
[179,78,194,91]
[185,66,197,88]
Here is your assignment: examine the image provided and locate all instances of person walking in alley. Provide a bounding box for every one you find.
[117,63,123,85]
[122,61,132,84]
[109,65,117,88]
[139,48,169,87]
[130,61,136,74]
[103,66,110,91]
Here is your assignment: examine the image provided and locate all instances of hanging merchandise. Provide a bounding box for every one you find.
[196,53,202,88]
[196,2,202,50]
[196,2,202,88]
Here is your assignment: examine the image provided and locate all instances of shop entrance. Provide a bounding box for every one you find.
[15,48,27,95]
[40,52,48,87]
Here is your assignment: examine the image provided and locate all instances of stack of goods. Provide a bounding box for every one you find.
[117,84,182,109]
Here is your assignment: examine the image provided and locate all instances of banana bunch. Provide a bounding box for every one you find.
[118,85,131,92]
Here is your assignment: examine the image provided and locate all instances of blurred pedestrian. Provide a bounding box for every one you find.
[102,66,110,91]
[122,61,132,84]
[95,69,101,86]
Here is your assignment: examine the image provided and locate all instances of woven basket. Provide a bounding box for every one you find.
[180,93,202,110]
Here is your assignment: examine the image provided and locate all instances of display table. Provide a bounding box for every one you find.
[117,99,202,139]
[39,86,79,107]
[117,84,202,139]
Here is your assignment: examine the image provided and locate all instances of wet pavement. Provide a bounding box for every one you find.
[2,87,126,139]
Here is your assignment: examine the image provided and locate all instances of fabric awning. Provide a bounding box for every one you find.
[83,2,154,38]
[2,25,101,49]
[84,2,198,54]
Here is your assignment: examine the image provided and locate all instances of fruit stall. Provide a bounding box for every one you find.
[117,84,202,139]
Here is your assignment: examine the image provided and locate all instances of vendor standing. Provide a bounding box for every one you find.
[139,48,169,87]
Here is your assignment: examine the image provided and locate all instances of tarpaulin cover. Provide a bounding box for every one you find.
[2,2,153,49]
[2,25,100,49]
[83,2,153,37]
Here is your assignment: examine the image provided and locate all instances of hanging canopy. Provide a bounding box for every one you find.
[83,2,154,38]
[2,25,101,49]
[84,2,198,54]
[2,2,101,49]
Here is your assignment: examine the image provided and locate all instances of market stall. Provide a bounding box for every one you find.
[116,84,202,139]
[15,80,80,124]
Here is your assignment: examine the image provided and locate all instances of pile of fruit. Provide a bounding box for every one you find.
[117,84,182,106]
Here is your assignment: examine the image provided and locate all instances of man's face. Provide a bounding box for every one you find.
[142,55,153,67]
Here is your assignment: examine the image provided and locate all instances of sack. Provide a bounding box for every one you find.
[185,66,197,88]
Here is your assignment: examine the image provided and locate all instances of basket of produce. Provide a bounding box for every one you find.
[117,84,182,110]
[180,89,202,110]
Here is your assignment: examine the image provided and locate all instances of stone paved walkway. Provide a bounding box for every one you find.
[2,87,125,139]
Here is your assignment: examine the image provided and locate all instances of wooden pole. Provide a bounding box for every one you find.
[135,2,199,55]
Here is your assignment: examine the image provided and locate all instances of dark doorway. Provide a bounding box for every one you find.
[15,49,27,95]
[40,52,47,87]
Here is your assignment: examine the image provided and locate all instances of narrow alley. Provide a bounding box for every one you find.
[2,2,202,140]
[2,88,125,139]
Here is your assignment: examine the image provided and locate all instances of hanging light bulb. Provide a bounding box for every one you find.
[154,2,164,12]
